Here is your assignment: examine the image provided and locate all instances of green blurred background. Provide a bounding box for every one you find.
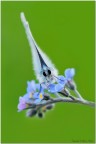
[1,1,95,143]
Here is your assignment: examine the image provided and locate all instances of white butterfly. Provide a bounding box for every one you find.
[20,12,58,84]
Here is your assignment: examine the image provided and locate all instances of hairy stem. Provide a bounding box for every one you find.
[74,89,84,100]
[26,96,95,112]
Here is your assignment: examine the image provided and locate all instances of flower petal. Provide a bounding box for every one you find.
[65,68,75,79]
[57,75,66,84]
[34,98,41,104]
[48,84,56,93]
[33,92,39,99]
[27,80,36,93]
[36,83,41,91]
[23,93,29,100]
[41,82,47,89]
[55,84,64,92]
[18,103,26,110]
[20,93,34,104]
[17,100,26,111]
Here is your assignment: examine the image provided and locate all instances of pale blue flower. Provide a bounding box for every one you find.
[17,96,28,111]
[48,83,65,93]
[64,68,76,90]
[18,80,45,111]
[26,80,44,103]
[57,75,66,84]
[65,68,75,80]
[57,68,75,84]
[33,88,44,104]
[27,80,40,93]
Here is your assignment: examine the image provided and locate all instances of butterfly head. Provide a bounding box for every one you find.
[41,66,55,84]
[43,69,51,77]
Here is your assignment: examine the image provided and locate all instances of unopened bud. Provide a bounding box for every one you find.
[26,109,37,117]
[38,112,43,118]
[43,93,50,100]
[59,88,70,97]
[46,104,53,110]
[66,80,76,90]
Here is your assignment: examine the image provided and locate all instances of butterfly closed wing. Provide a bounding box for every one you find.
[20,12,58,84]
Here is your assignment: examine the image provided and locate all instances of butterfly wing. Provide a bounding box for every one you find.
[20,12,58,82]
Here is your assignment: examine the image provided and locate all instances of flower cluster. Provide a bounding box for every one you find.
[17,68,75,114]
[48,68,75,93]
[18,81,44,111]
[26,104,54,118]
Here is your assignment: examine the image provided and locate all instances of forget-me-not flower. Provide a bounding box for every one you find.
[17,96,29,111]
[65,68,75,80]
[56,68,75,90]
[57,68,75,84]
[48,83,65,93]
[27,80,44,103]
[17,80,45,111]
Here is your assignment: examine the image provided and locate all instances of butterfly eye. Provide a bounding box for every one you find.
[43,71,47,77]
[48,70,51,75]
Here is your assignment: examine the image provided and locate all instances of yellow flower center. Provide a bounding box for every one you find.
[29,93,33,98]
[39,93,43,99]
